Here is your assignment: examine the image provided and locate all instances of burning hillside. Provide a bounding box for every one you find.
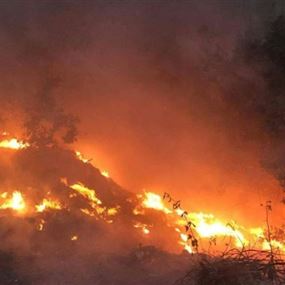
[0,132,285,261]
[2,1,285,284]
[0,130,285,285]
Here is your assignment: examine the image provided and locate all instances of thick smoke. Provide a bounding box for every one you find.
[1,1,285,212]
[1,1,285,284]
[0,0,285,222]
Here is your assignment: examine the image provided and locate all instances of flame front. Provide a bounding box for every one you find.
[140,191,285,253]
[1,133,285,256]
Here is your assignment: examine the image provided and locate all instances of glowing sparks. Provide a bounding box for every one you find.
[35,198,62,212]
[71,235,78,241]
[0,138,29,150]
[0,191,26,212]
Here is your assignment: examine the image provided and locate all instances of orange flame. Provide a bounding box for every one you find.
[141,191,285,253]
[134,222,151,235]
[0,138,29,150]
[0,191,26,212]
[35,198,62,212]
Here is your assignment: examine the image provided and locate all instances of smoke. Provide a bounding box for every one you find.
[1,2,285,283]
[0,0,284,222]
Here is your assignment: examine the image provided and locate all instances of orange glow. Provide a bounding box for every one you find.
[0,131,284,256]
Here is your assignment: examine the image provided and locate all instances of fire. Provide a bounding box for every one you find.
[35,198,62,212]
[70,183,102,206]
[175,228,193,253]
[107,207,119,216]
[75,150,110,178]
[140,191,285,253]
[141,192,172,214]
[71,235,78,241]
[37,219,46,231]
[0,138,29,150]
[0,191,26,212]
[187,213,246,248]
[1,133,285,256]
[101,170,110,178]
[75,151,90,163]
[134,222,151,235]
[68,181,119,221]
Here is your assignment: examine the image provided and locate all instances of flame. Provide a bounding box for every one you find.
[134,222,151,235]
[188,213,247,248]
[101,170,110,178]
[0,191,26,212]
[70,183,102,206]
[175,227,193,253]
[75,151,90,163]
[0,138,29,150]
[140,191,285,253]
[69,182,118,222]
[75,150,110,178]
[35,198,62,212]
[37,219,46,231]
[142,191,247,250]
[141,192,172,214]
[107,207,119,216]
[1,133,285,255]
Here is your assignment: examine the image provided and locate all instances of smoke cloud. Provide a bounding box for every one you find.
[1,4,285,283]
[0,0,285,222]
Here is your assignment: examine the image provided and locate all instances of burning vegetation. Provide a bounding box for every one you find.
[0,130,285,284]
[3,1,285,285]
[1,133,285,256]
